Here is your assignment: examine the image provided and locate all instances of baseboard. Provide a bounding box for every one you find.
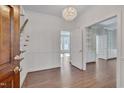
[107,57,117,60]
[21,72,28,88]
[98,57,117,60]
[28,66,61,74]
[86,61,96,63]
[28,65,61,72]
[70,62,83,71]
[87,62,96,64]
[86,57,117,65]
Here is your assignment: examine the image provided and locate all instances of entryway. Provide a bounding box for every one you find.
[85,16,117,87]
[60,31,71,65]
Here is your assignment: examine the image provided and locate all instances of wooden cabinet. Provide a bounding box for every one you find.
[0,5,20,88]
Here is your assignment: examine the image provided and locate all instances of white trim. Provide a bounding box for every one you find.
[116,9,121,88]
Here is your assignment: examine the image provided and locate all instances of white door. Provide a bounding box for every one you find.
[70,29,83,70]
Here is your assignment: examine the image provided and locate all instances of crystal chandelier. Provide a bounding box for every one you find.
[62,7,77,21]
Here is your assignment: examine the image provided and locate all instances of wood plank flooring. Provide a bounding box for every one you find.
[22,59,116,88]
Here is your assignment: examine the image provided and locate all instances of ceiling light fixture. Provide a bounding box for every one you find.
[62,7,77,21]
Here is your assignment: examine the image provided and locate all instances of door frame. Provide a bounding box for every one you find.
[82,12,121,87]
[59,30,71,64]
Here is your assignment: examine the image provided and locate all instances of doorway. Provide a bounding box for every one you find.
[60,31,71,65]
[86,17,117,62]
[85,16,117,86]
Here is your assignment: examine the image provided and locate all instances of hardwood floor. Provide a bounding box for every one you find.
[22,59,116,88]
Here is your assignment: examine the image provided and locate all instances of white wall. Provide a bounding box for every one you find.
[76,6,121,27]
[76,5,122,87]
[20,9,76,86]
[120,6,124,87]
[20,8,30,86]
[97,34,108,59]
[25,10,63,72]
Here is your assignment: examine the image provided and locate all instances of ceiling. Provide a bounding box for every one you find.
[23,5,89,18]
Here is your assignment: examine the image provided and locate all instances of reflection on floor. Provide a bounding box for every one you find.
[60,53,70,63]
[22,58,116,88]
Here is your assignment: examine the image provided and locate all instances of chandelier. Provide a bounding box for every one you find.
[62,7,77,21]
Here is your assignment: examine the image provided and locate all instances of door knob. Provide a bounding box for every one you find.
[14,55,21,61]
[13,66,20,74]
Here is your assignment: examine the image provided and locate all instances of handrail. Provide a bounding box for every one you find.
[20,19,29,33]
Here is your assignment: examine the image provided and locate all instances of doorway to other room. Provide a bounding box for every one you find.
[60,31,71,65]
[85,16,117,87]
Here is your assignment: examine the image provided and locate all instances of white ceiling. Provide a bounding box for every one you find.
[23,5,90,18]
